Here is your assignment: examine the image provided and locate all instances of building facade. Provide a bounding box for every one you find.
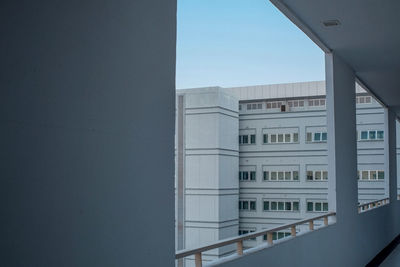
[176,81,389,266]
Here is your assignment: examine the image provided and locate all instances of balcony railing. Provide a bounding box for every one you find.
[175,212,336,267]
[358,197,389,213]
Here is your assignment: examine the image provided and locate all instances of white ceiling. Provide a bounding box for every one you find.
[271,0,400,114]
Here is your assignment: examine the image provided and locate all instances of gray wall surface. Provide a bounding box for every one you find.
[0,1,176,266]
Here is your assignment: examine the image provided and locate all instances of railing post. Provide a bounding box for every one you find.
[267,232,273,245]
[358,206,361,213]
[236,240,243,255]
[291,226,296,237]
[195,252,202,267]
[309,220,314,230]
[324,216,328,226]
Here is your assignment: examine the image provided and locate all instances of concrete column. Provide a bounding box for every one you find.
[386,109,397,203]
[325,52,357,220]
[177,88,239,266]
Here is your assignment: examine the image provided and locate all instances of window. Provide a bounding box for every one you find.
[239,134,256,144]
[306,132,312,142]
[358,170,385,181]
[239,200,256,211]
[360,131,368,140]
[239,104,242,110]
[263,133,298,144]
[246,103,263,110]
[285,134,290,142]
[307,201,328,212]
[263,170,300,181]
[314,132,321,142]
[266,101,283,110]
[239,171,256,181]
[356,96,372,104]
[377,130,384,139]
[307,171,313,181]
[250,171,256,181]
[263,200,300,211]
[287,99,305,109]
[321,132,327,141]
[307,132,327,142]
[306,170,328,181]
[293,133,299,142]
[358,130,384,141]
[308,98,326,107]
[263,231,291,241]
[250,134,256,144]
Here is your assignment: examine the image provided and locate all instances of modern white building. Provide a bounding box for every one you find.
[176,81,389,266]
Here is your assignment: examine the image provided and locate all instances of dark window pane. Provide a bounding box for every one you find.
[250,134,256,144]
[285,202,292,211]
[293,202,299,211]
[243,201,249,210]
[278,202,284,210]
[293,171,299,180]
[323,203,328,211]
[315,202,322,211]
[314,132,321,141]
[293,133,299,142]
[322,132,327,141]
[307,202,313,212]
[369,131,376,140]
[271,202,277,210]
[243,172,249,180]
[250,201,256,210]
[263,171,269,180]
[307,171,313,181]
[250,171,256,180]
[243,135,248,144]
[377,131,384,139]
[263,134,268,143]
[264,201,269,211]
[361,131,368,140]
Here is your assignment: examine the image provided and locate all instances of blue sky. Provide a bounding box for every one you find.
[176,0,325,89]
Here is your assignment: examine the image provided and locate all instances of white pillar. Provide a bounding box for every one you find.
[325,52,358,219]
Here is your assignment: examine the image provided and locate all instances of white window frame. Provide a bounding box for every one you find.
[306,170,328,181]
[263,200,300,212]
[263,170,299,181]
[306,200,329,212]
